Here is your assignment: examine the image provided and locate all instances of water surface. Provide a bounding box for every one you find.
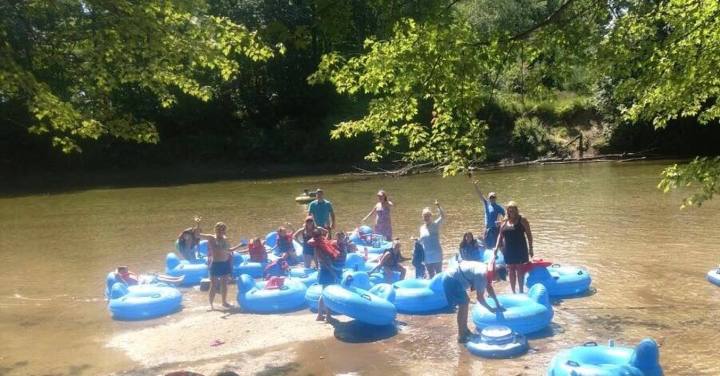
[1,161,719,375]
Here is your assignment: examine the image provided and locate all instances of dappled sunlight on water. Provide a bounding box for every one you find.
[1,161,719,374]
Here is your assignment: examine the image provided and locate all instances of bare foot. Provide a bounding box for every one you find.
[316,315,325,321]
[222,302,233,308]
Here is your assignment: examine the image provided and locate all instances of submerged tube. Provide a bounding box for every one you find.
[547,338,663,376]
[108,283,182,320]
[236,274,307,313]
[471,283,553,335]
[392,273,448,314]
[526,264,592,297]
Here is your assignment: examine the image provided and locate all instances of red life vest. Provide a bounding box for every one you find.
[521,258,553,273]
[309,236,339,259]
[117,271,139,286]
[248,241,267,262]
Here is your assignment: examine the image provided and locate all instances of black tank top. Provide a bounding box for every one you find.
[501,216,528,253]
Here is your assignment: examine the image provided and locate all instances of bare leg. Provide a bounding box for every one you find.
[383,266,393,283]
[398,265,406,280]
[316,296,326,321]
[508,265,518,293]
[304,254,312,269]
[517,268,526,294]
[208,276,219,310]
[457,303,471,339]
[221,276,231,307]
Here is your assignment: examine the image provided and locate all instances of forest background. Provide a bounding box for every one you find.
[2,0,719,205]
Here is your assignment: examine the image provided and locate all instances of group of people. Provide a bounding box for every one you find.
[170,182,535,342]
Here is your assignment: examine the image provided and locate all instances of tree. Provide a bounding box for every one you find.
[310,0,609,174]
[0,0,274,152]
[602,0,720,207]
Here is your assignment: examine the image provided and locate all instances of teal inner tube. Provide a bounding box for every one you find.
[471,283,553,335]
[466,325,529,359]
[236,274,307,313]
[392,273,448,314]
[526,264,592,297]
[322,283,397,326]
[108,283,182,321]
[547,338,663,376]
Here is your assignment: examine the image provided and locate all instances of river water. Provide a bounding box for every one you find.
[1,161,719,375]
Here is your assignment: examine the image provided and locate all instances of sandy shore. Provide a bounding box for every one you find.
[107,305,337,375]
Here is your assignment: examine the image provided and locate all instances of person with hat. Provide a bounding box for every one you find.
[307,188,336,239]
[473,181,505,249]
[444,259,507,343]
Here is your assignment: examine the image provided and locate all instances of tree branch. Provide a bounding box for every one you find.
[511,0,578,41]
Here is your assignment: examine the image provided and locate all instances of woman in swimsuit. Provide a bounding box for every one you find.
[494,201,534,293]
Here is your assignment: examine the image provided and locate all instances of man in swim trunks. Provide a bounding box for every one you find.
[444,260,507,343]
[199,222,244,310]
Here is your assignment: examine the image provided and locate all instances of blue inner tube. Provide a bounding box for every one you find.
[236,274,307,313]
[305,283,323,312]
[165,253,207,286]
[288,267,319,287]
[264,231,303,259]
[392,273,448,314]
[232,253,264,278]
[466,325,529,359]
[108,283,182,320]
[547,338,663,376]
[349,226,392,254]
[707,268,720,287]
[526,264,592,297]
[322,283,396,326]
[471,283,553,335]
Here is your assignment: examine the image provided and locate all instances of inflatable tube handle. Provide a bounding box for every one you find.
[577,270,584,275]
[360,292,372,301]
[583,341,598,347]
[566,360,580,367]
[551,264,561,268]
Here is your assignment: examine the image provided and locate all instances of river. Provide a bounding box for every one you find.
[0,161,718,375]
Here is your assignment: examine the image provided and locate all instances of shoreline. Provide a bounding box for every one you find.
[0,156,685,198]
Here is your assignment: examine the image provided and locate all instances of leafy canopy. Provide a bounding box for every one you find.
[310,0,608,174]
[0,0,274,152]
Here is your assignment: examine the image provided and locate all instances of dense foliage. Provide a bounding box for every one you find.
[1,0,719,204]
[0,0,274,153]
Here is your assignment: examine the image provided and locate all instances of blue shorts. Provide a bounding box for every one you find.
[210,261,232,277]
[443,275,469,306]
